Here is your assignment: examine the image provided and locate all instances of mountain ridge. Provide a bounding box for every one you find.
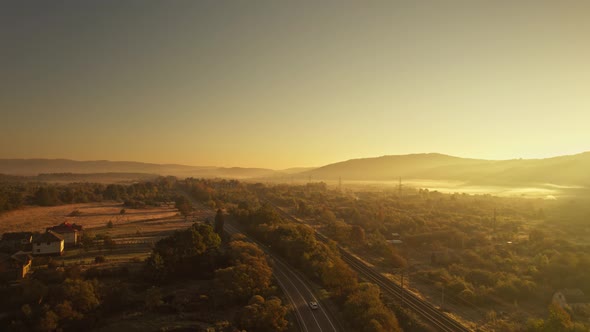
[299,151,590,186]
[1,151,589,186]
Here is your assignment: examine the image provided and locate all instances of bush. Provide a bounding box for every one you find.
[69,209,82,216]
[95,256,106,264]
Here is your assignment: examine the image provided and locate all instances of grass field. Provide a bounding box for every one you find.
[0,201,216,267]
[0,202,177,234]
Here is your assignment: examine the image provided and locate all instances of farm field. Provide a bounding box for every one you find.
[0,201,216,267]
[0,202,178,234]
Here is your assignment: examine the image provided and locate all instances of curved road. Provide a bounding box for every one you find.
[225,222,340,332]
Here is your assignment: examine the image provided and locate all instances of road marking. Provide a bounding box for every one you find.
[273,258,338,332]
[273,269,310,332]
[274,267,323,332]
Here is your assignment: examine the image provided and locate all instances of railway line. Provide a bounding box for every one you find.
[269,201,472,332]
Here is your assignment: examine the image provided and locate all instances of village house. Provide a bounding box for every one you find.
[0,251,32,281]
[46,222,83,247]
[0,232,33,252]
[553,289,590,312]
[386,232,403,245]
[32,231,64,256]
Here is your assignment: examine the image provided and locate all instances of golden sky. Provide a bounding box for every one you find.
[1,1,589,169]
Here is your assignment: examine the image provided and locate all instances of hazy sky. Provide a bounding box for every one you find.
[1,1,589,169]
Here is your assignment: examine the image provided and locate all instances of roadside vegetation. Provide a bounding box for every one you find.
[1,222,289,332]
[181,178,402,332]
[255,182,590,331]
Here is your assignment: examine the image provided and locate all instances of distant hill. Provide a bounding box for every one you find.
[0,159,279,179]
[3,152,590,187]
[280,167,317,174]
[299,152,590,187]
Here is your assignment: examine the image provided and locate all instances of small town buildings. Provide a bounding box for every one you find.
[0,251,32,281]
[553,289,589,312]
[32,231,64,256]
[46,222,83,247]
[386,232,403,245]
[0,232,33,252]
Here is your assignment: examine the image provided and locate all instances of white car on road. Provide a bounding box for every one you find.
[309,301,319,310]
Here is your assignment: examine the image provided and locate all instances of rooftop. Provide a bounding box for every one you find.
[34,230,64,243]
[47,222,82,233]
[1,232,33,241]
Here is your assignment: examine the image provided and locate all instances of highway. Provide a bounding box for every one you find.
[270,203,472,332]
[225,222,341,332]
[180,192,341,332]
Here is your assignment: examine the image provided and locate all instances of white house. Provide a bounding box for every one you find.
[32,231,64,256]
[46,222,82,247]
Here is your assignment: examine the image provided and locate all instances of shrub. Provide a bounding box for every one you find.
[68,209,82,217]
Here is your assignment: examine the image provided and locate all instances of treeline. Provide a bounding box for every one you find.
[0,185,26,212]
[0,176,178,213]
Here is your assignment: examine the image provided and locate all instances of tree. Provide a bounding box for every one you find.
[150,223,221,277]
[214,260,272,303]
[214,239,272,303]
[55,300,83,321]
[59,279,100,312]
[145,286,163,310]
[145,252,167,283]
[38,307,59,332]
[102,235,115,250]
[350,225,366,246]
[34,187,61,206]
[320,258,358,297]
[175,196,193,218]
[544,303,574,332]
[344,283,401,332]
[81,231,95,251]
[237,295,289,332]
[529,229,546,244]
[214,208,225,235]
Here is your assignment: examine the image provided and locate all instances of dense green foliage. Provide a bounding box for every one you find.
[178,178,590,330]
[259,183,590,330]
[146,223,221,281]
[0,176,179,214]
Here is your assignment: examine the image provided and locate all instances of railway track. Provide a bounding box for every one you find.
[269,201,472,332]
